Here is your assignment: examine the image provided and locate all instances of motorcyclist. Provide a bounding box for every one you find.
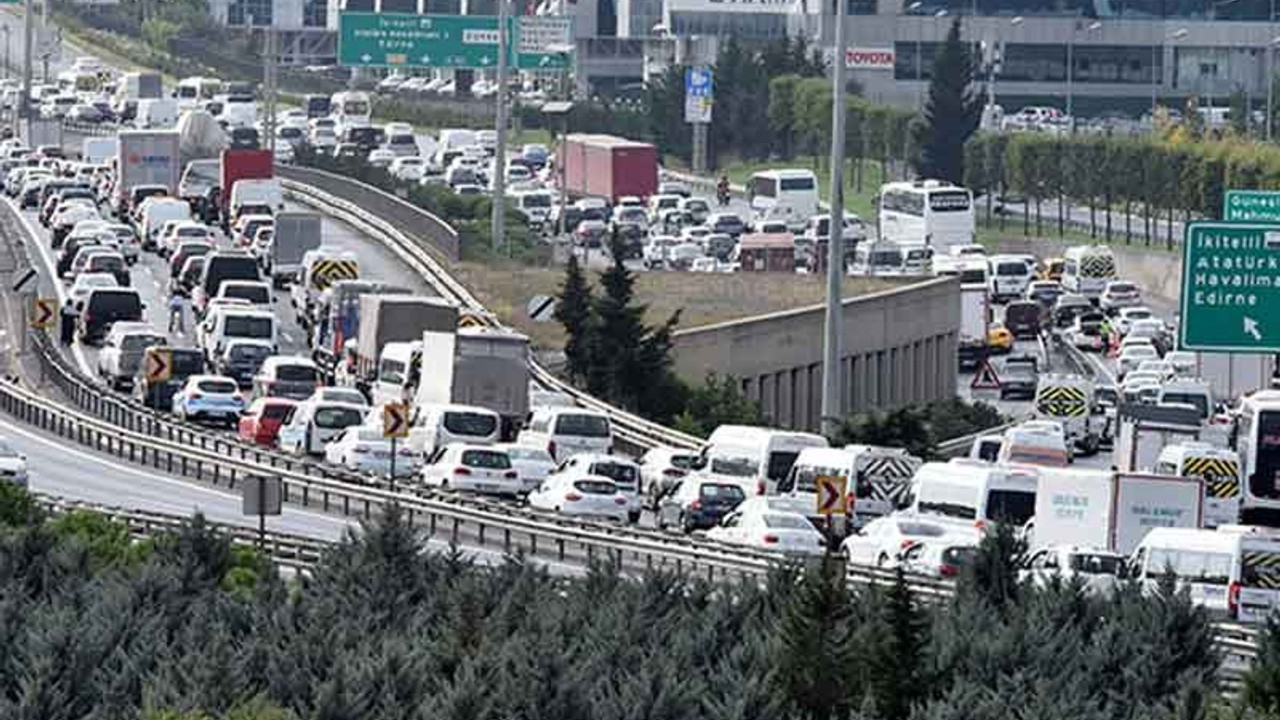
[716,175,730,207]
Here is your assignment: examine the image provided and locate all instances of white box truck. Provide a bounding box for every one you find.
[115,130,180,213]
[958,284,989,370]
[1031,467,1204,555]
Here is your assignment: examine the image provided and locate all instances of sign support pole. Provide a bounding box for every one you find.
[389,436,397,495]
[821,0,848,438]
[19,0,31,140]
[491,0,510,254]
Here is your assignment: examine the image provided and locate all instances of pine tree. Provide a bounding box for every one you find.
[960,520,1024,610]
[866,569,929,720]
[1245,615,1280,715]
[914,18,983,185]
[554,253,594,384]
[771,559,859,720]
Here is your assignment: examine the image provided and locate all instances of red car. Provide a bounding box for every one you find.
[237,397,296,446]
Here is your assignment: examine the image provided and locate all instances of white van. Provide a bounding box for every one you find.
[780,445,922,525]
[199,308,277,363]
[908,459,1039,529]
[518,407,613,462]
[998,423,1070,468]
[1129,526,1280,622]
[277,400,368,456]
[135,98,178,129]
[695,424,828,496]
[406,403,501,458]
[140,198,192,250]
[330,90,372,130]
[229,178,284,219]
[1155,442,1242,529]
[988,254,1035,302]
[1062,245,1117,299]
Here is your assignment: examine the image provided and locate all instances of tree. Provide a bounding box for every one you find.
[1229,87,1250,136]
[672,373,763,437]
[771,560,860,720]
[960,519,1025,610]
[914,18,983,185]
[866,569,929,720]
[554,254,594,384]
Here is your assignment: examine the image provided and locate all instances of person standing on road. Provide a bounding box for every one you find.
[1100,317,1113,355]
[716,175,730,207]
[168,292,188,334]
[60,302,78,345]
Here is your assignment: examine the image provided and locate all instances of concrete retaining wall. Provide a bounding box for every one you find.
[671,277,958,432]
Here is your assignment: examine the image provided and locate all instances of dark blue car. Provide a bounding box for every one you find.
[657,479,747,533]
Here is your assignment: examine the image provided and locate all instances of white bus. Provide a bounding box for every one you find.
[1234,390,1280,526]
[877,180,975,255]
[747,169,819,232]
[331,91,372,130]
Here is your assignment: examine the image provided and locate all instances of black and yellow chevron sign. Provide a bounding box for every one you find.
[1036,385,1088,417]
[310,260,359,290]
[1244,552,1280,589]
[1182,457,1241,498]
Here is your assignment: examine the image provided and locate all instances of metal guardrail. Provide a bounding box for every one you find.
[38,495,329,568]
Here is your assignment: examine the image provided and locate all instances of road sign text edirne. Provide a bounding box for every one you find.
[1179,222,1280,352]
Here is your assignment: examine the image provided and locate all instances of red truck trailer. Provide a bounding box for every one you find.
[559,134,658,202]
[219,148,273,215]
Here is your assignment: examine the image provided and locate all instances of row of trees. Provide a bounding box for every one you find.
[834,398,1006,459]
[5,478,1275,720]
[964,128,1280,245]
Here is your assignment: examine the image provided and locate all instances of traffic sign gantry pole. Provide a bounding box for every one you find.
[144,347,173,415]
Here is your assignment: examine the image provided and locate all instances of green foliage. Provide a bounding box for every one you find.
[46,510,133,570]
[1230,88,1251,136]
[915,18,983,185]
[0,482,42,528]
[671,373,764,438]
[959,519,1025,610]
[554,254,594,385]
[866,569,931,720]
[1245,615,1280,715]
[833,398,1005,458]
[771,559,860,720]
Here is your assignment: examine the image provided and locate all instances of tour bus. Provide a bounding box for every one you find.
[1061,245,1117,299]
[1233,390,1280,525]
[175,77,223,112]
[877,180,975,256]
[747,169,819,232]
[331,91,372,130]
[1129,526,1280,623]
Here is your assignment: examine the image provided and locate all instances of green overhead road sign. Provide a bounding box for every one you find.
[1180,222,1280,352]
[338,12,572,70]
[1225,190,1280,223]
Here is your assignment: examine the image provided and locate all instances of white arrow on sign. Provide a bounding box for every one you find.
[480,56,492,65]
[421,54,432,63]
[360,53,373,63]
[1246,316,1264,341]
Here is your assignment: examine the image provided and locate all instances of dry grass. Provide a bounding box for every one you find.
[452,260,897,349]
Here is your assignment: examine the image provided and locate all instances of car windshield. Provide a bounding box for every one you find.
[1110,283,1137,293]
[699,484,745,502]
[262,403,293,420]
[507,447,551,462]
[591,462,638,485]
[196,379,237,394]
[554,413,610,438]
[275,365,316,382]
[461,449,511,469]
[121,335,161,353]
[224,316,272,338]
[314,407,364,429]
[443,412,497,437]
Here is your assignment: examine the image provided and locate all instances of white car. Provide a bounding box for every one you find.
[1165,350,1197,375]
[421,443,521,497]
[704,498,827,556]
[171,375,245,426]
[0,436,28,488]
[1020,545,1125,594]
[324,425,416,477]
[1117,344,1160,378]
[638,446,700,508]
[839,515,953,568]
[69,272,118,305]
[1099,280,1142,313]
[1114,306,1154,336]
[899,531,981,578]
[526,473,630,522]
[496,443,556,494]
[96,322,165,392]
[1135,358,1175,381]
[389,156,427,182]
[308,387,369,407]
[368,148,396,168]
[544,454,642,523]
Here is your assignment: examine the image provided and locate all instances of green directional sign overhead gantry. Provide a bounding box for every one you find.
[1180,222,1280,352]
[338,12,572,70]
[1225,190,1280,223]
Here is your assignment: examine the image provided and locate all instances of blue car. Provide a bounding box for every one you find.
[172,374,245,426]
[656,478,747,533]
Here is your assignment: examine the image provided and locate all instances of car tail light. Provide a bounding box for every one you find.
[1229,581,1242,618]
[900,539,917,550]
[939,563,961,578]
[689,499,702,511]
[762,534,780,545]
[614,496,627,505]
[663,468,686,478]
[756,479,766,495]
[504,470,518,479]
[974,519,987,532]
[547,441,556,458]
[189,392,202,400]
[453,467,472,476]
[565,492,582,502]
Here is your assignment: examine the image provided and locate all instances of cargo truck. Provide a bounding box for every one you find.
[559,133,658,203]
[959,283,989,370]
[356,295,459,382]
[219,148,273,230]
[1029,466,1204,555]
[311,280,411,382]
[267,212,322,287]
[114,130,181,217]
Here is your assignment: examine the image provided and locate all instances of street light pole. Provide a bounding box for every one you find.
[821,0,848,438]
[491,0,510,253]
[1269,36,1280,141]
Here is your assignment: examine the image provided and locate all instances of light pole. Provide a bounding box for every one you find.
[821,0,849,438]
[491,0,511,253]
[1066,19,1101,127]
[1269,35,1280,141]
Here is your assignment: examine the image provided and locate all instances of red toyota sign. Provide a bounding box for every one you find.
[845,47,895,70]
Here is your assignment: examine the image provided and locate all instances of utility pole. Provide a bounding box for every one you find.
[491,0,510,253]
[264,25,277,153]
[821,0,848,438]
[19,0,32,140]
